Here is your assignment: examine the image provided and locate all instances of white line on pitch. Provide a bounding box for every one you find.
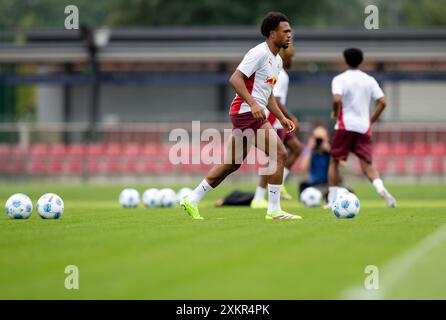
[340,223,446,300]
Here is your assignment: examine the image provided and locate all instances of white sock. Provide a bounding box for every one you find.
[253,186,266,202]
[372,178,385,195]
[282,168,290,183]
[267,184,282,212]
[328,186,339,203]
[190,179,213,205]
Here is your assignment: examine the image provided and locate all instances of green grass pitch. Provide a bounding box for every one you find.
[1,182,446,299]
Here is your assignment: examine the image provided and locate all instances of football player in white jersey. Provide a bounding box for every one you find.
[181,12,301,220]
[327,48,396,208]
[251,44,303,208]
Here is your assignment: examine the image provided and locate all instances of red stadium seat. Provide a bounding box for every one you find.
[412,143,429,156]
[30,144,48,160]
[104,159,122,174]
[375,158,389,174]
[412,156,426,175]
[0,144,11,157]
[374,142,391,156]
[86,160,102,174]
[431,157,445,174]
[161,144,175,155]
[123,159,139,174]
[123,143,141,157]
[141,161,158,173]
[9,160,27,174]
[140,143,160,157]
[0,159,8,173]
[393,144,409,156]
[431,143,446,156]
[66,160,83,175]
[181,163,197,173]
[394,158,408,175]
[49,144,67,160]
[11,145,27,157]
[67,144,86,157]
[159,161,176,172]
[86,144,106,157]
[29,160,47,175]
[30,144,48,153]
[199,162,213,173]
[47,160,65,174]
[104,143,123,157]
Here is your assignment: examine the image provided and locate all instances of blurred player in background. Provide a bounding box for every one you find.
[181,12,300,220]
[326,48,396,208]
[250,44,303,209]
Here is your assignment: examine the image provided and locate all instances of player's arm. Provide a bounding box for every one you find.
[229,70,265,120]
[370,78,386,124]
[331,94,342,119]
[267,93,295,133]
[275,97,300,132]
[331,76,343,119]
[370,97,386,124]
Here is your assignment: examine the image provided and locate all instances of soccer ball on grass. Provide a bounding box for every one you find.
[119,188,140,208]
[36,193,64,219]
[142,188,161,208]
[300,187,323,208]
[332,192,360,219]
[5,193,33,219]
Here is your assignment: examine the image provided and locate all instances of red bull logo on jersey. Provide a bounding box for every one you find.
[265,76,277,86]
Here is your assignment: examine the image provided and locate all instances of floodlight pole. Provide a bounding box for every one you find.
[80,26,100,143]
[62,63,73,144]
[217,63,227,115]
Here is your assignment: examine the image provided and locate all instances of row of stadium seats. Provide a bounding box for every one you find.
[374,142,446,156]
[0,143,169,158]
[1,156,443,175]
[99,130,446,145]
[1,142,445,157]
[353,156,445,175]
[0,158,267,175]
[0,143,445,175]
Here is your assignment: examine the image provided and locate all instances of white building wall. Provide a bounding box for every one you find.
[383,81,446,121]
[36,81,446,123]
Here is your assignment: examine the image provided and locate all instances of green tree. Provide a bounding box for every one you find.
[0,0,445,30]
[0,0,109,30]
[107,0,335,26]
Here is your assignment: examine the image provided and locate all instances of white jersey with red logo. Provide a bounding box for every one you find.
[265,69,289,129]
[229,42,283,116]
[331,69,384,135]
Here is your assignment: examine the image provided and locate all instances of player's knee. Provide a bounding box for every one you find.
[360,161,372,174]
[277,145,287,164]
[290,141,302,157]
[296,141,304,155]
[360,163,368,173]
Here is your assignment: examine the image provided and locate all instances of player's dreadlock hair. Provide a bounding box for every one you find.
[343,48,364,68]
[260,12,289,38]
